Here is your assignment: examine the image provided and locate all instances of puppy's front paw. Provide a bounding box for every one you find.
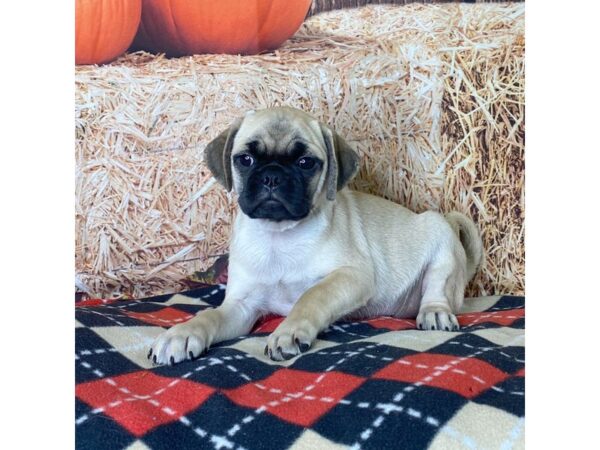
[265,319,317,361]
[417,307,459,331]
[148,322,210,366]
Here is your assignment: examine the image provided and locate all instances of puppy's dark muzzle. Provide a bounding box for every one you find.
[259,165,284,192]
[239,162,310,222]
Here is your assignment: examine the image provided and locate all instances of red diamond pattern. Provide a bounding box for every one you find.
[373,353,508,398]
[361,316,416,330]
[125,307,195,327]
[458,308,525,327]
[251,315,285,334]
[224,368,365,427]
[76,371,214,436]
[75,298,119,307]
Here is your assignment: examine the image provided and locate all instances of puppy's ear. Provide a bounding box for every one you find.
[204,118,243,191]
[320,124,360,201]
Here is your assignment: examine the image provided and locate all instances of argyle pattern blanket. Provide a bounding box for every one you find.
[75,286,525,449]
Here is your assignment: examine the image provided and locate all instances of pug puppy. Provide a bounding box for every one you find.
[149,107,483,365]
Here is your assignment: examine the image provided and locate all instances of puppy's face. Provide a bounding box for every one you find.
[205,107,359,222]
[230,110,327,221]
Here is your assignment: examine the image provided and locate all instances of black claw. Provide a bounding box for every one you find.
[299,342,310,353]
[276,346,284,360]
[430,325,436,330]
[280,350,296,360]
[264,345,269,356]
[189,351,194,360]
[445,326,450,331]
[153,355,157,364]
[268,348,274,360]
[147,349,153,359]
[170,356,175,366]
[185,337,189,352]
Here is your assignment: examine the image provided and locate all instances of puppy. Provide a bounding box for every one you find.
[149,107,484,365]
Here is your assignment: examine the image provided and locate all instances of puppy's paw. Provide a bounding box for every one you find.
[148,322,210,366]
[265,319,317,361]
[417,307,459,331]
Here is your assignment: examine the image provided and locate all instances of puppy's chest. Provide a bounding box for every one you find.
[256,278,317,316]
[234,236,324,315]
[245,257,321,316]
[237,232,318,277]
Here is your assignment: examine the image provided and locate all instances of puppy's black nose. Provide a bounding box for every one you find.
[261,170,281,189]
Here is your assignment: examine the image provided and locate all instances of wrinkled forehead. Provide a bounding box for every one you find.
[232,110,325,158]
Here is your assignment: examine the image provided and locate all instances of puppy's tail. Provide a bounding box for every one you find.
[445,212,484,281]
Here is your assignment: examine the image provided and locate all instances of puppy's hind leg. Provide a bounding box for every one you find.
[416,252,463,332]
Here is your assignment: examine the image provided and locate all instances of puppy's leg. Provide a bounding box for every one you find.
[149,297,258,365]
[416,250,463,332]
[266,267,373,361]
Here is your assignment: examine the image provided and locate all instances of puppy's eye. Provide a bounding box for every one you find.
[297,157,316,170]
[236,154,254,167]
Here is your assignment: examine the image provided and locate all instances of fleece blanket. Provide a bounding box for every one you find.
[75,285,524,449]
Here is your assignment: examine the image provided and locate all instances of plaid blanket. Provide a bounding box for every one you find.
[75,285,524,449]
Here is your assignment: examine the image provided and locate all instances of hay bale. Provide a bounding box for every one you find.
[308,0,523,17]
[436,5,525,297]
[75,3,524,299]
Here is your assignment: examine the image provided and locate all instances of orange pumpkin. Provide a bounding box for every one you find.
[132,0,312,56]
[76,0,142,65]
